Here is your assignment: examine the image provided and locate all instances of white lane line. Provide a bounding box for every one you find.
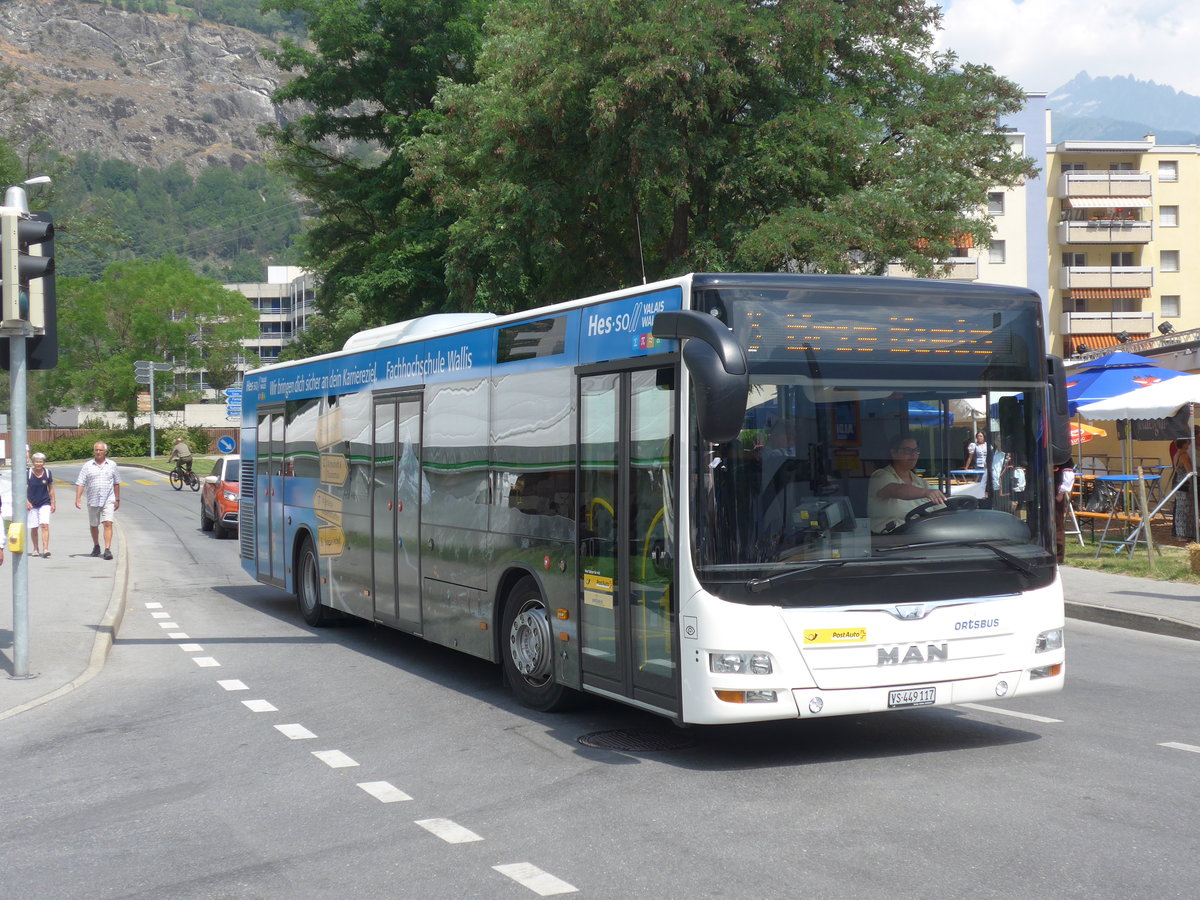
[167,632,189,639]
[218,679,248,691]
[243,699,278,713]
[1160,741,1200,753]
[192,657,221,668]
[145,602,163,609]
[312,750,359,768]
[415,818,483,844]
[158,622,179,629]
[275,723,316,740]
[358,781,412,803]
[178,644,204,653]
[492,863,578,896]
[958,703,1062,724]
[151,612,171,619]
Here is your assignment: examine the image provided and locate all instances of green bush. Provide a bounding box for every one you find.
[31,426,212,462]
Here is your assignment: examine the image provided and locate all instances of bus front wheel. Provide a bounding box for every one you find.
[502,577,574,712]
[296,538,334,627]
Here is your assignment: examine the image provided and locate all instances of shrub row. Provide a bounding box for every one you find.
[31,427,212,463]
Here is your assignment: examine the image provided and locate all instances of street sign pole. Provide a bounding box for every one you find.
[7,332,32,679]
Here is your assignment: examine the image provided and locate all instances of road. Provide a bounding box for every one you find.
[1,472,1198,898]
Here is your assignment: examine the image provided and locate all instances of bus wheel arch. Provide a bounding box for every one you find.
[499,574,575,712]
[294,531,334,627]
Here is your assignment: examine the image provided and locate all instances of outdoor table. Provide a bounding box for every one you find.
[1093,473,1163,556]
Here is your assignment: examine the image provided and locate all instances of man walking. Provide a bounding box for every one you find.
[75,441,121,560]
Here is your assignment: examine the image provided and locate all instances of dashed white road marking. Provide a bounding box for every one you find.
[167,632,189,639]
[492,863,578,896]
[358,781,412,803]
[178,644,204,653]
[1160,741,1200,753]
[415,818,484,844]
[145,602,163,609]
[192,657,221,668]
[276,723,316,740]
[243,699,278,713]
[158,622,179,629]
[151,612,171,619]
[218,679,248,691]
[312,749,359,768]
[958,703,1062,724]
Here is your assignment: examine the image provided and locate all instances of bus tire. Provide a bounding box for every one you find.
[501,577,574,712]
[296,537,334,627]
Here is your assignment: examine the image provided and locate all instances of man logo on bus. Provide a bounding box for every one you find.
[878,643,949,665]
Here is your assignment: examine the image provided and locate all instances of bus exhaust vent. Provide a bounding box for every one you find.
[577,729,695,752]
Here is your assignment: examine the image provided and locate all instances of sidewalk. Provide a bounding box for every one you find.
[1,518,1197,720]
[0,486,128,721]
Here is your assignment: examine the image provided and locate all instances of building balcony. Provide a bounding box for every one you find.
[885,258,978,281]
[1057,219,1153,245]
[1059,266,1153,291]
[1060,310,1156,338]
[1057,170,1153,199]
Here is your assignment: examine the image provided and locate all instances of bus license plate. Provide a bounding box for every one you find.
[888,687,936,708]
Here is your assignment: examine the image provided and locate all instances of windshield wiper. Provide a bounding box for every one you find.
[747,560,848,593]
[876,540,1037,577]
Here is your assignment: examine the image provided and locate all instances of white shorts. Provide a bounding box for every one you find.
[88,502,116,527]
[28,504,52,527]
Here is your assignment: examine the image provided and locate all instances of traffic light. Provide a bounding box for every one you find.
[0,210,57,369]
[2,210,54,327]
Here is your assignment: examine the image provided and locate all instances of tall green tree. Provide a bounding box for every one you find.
[410,0,1037,311]
[49,256,259,423]
[262,0,489,333]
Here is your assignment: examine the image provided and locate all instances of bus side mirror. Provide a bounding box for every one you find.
[1046,355,1072,466]
[652,310,749,444]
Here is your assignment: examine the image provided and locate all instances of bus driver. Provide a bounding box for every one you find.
[869,434,947,534]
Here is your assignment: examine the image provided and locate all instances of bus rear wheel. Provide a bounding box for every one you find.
[502,577,574,712]
[296,537,334,627]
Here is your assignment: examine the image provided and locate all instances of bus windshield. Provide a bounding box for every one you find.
[688,280,1055,605]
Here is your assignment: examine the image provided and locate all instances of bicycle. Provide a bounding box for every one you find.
[169,461,200,492]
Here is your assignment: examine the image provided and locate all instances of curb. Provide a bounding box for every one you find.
[0,522,129,722]
[1066,599,1200,643]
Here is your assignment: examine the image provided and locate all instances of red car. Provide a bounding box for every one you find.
[200,455,240,539]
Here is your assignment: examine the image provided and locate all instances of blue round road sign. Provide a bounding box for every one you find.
[217,436,236,454]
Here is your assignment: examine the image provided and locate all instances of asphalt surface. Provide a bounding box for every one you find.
[2,473,1198,721]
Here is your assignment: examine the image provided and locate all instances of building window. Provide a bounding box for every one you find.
[1161,206,1179,227]
[988,241,1006,264]
[987,192,1005,215]
[1109,162,1134,171]
[1062,252,1086,267]
[1062,162,1086,173]
[1159,160,1179,182]
[1161,250,1180,273]
[1111,251,1134,267]
[1064,296,1087,313]
[1162,295,1181,317]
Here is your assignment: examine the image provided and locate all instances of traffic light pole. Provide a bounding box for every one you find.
[8,331,32,679]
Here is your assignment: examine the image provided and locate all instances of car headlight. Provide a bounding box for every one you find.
[222,490,238,502]
[709,652,773,675]
[1034,628,1063,653]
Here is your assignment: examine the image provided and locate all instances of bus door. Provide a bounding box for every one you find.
[255,406,287,586]
[372,393,423,631]
[578,367,679,715]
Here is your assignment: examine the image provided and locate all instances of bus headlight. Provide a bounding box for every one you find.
[709,652,773,675]
[1034,628,1064,653]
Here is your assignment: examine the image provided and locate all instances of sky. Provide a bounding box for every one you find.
[933,1,1200,98]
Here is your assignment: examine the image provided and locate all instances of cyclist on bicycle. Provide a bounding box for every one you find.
[168,437,193,476]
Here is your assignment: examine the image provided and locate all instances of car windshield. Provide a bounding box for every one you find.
[225,460,240,481]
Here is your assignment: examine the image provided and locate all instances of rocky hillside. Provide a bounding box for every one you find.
[0,0,294,173]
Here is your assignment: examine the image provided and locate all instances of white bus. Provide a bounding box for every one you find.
[240,273,1068,725]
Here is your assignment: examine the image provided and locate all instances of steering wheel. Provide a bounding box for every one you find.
[904,495,979,523]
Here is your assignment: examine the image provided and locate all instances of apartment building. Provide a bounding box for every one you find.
[1049,137,1200,364]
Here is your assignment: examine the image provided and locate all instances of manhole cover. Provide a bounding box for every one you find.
[577,728,696,752]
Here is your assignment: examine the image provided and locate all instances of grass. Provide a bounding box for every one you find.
[1064,528,1200,584]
